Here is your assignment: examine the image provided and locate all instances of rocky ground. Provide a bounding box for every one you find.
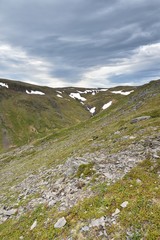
[0,133,159,229]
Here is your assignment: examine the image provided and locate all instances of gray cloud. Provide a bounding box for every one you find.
[0,0,160,87]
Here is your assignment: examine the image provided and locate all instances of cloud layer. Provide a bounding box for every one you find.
[0,0,160,87]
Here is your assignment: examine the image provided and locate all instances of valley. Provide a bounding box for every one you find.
[0,79,160,239]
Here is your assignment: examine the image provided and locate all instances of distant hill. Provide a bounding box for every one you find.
[0,78,137,152]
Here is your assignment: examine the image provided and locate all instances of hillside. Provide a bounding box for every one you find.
[0,78,135,152]
[0,79,160,239]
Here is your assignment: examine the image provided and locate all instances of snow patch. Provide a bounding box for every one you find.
[0,82,9,88]
[102,101,112,110]
[111,90,134,95]
[99,88,108,92]
[26,90,45,95]
[78,88,108,95]
[56,90,62,94]
[57,94,63,98]
[89,107,96,114]
[86,106,96,115]
[77,90,92,94]
[69,93,86,101]
[84,90,92,93]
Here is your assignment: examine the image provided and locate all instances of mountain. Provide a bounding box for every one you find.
[0,79,160,239]
[0,78,135,152]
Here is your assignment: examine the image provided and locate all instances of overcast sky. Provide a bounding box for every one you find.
[0,0,160,88]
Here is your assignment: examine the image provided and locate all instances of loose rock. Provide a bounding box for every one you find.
[136,179,142,184]
[48,200,56,207]
[112,208,120,217]
[30,220,37,230]
[89,216,106,227]
[120,201,128,208]
[130,116,151,124]
[81,226,90,232]
[54,217,66,228]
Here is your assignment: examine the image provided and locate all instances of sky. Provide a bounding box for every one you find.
[0,0,160,88]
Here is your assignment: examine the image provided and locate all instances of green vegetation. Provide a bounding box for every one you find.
[0,158,159,239]
[76,163,95,178]
[0,79,160,239]
[0,79,91,152]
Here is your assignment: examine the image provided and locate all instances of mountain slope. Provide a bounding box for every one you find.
[0,78,136,152]
[0,79,91,151]
[0,79,160,239]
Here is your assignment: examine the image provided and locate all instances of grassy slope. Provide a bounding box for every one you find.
[0,79,91,152]
[0,159,159,240]
[0,78,138,152]
[0,79,160,239]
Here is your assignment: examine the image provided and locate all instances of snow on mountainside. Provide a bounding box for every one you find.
[0,82,9,88]
[68,88,134,115]
[69,92,87,101]
[102,101,112,110]
[57,94,63,98]
[1,77,158,153]
[111,90,134,95]
[26,90,45,95]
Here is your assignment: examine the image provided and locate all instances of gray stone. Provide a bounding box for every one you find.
[89,216,106,227]
[120,201,128,208]
[122,136,130,140]
[4,209,17,216]
[81,225,89,231]
[54,217,66,228]
[59,206,67,211]
[98,231,103,236]
[30,220,37,230]
[112,208,120,217]
[48,200,56,207]
[153,154,159,159]
[104,230,108,236]
[0,209,4,215]
[136,179,142,184]
[0,216,8,223]
[129,136,136,140]
[130,116,151,124]
[114,131,120,135]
